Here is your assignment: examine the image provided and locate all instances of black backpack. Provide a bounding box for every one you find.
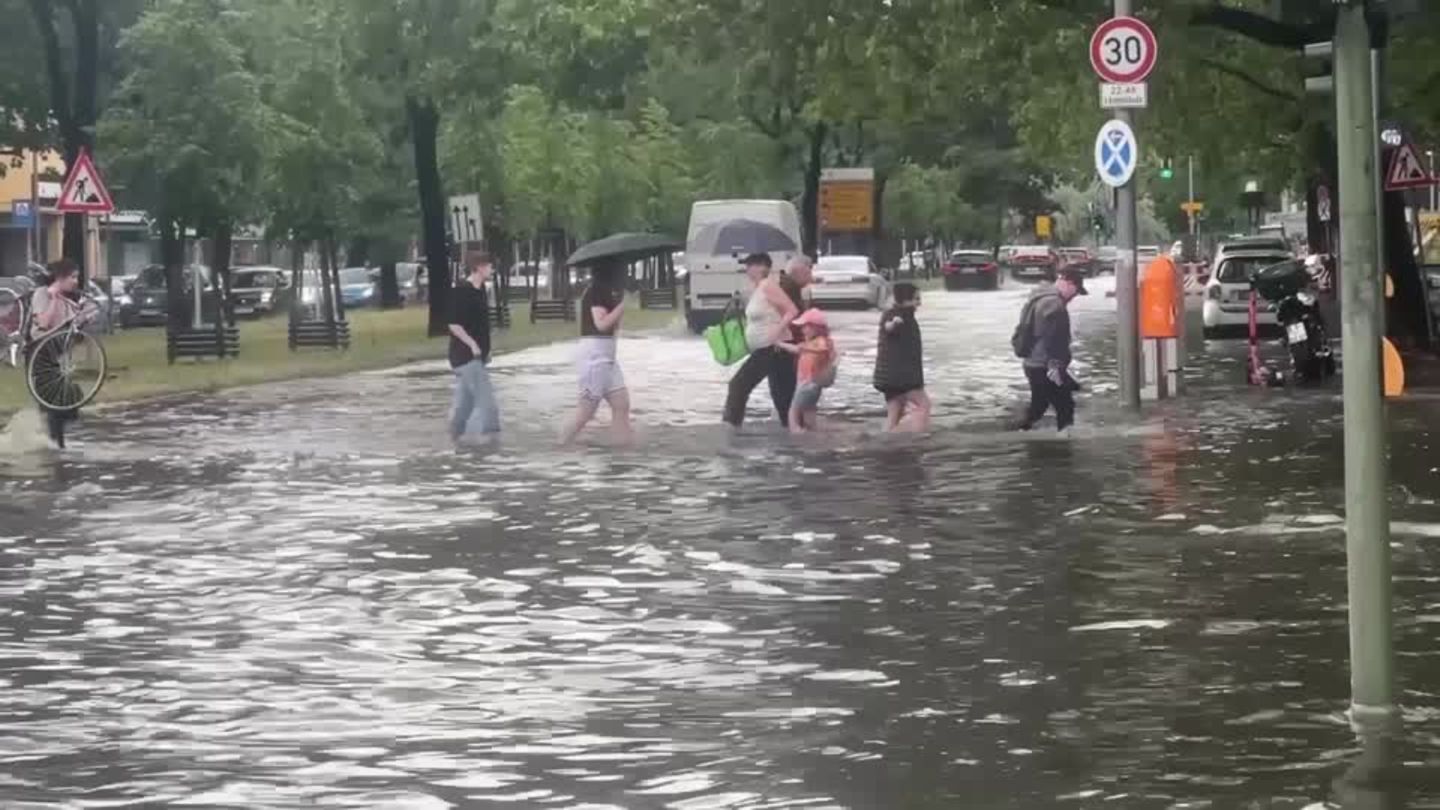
[1011,297,1040,358]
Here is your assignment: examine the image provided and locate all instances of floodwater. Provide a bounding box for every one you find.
[3,276,1440,809]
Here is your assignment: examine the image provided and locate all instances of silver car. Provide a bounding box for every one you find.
[809,255,887,309]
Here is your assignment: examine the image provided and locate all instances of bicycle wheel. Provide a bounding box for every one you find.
[26,329,108,411]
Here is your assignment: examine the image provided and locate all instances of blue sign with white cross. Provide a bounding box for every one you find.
[11,200,34,227]
[1094,119,1138,188]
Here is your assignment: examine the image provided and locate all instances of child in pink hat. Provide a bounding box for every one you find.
[777,308,837,433]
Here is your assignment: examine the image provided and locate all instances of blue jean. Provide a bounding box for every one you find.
[450,360,500,438]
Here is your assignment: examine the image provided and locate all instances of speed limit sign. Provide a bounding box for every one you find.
[1090,17,1158,84]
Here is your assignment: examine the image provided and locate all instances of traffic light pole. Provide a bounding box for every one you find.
[1334,0,1393,720]
[1114,0,1141,411]
[1187,156,1197,237]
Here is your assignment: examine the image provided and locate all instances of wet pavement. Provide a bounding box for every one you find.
[4,276,1440,808]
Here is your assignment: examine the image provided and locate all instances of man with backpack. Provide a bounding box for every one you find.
[1011,269,1087,432]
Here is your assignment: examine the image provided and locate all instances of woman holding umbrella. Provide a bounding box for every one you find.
[561,260,633,445]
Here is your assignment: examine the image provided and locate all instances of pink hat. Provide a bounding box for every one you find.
[793,309,828,328]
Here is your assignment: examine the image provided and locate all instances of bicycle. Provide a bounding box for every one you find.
[0,279,109,412]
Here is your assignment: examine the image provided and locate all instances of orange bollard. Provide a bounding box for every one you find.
[1140,255,1179,339]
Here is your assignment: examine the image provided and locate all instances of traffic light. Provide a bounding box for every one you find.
[1302,41,1333,95]
[1160,158,1174,180]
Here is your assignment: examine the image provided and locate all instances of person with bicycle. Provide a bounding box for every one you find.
[29,260,87,448]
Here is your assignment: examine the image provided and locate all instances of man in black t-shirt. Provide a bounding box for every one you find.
[447,251,500,441]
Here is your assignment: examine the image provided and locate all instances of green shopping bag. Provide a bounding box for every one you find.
[704,300,748,366]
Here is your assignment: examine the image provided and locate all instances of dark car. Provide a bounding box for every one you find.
[230,266,292,318]
[941,250,1001,291]
[1003,246,1061,283]
[120,264,217,328]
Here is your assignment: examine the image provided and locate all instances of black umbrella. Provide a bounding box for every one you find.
[691,218,797,256]
[566,232,683,268]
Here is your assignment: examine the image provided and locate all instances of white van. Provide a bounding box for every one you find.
[684,199,803,333]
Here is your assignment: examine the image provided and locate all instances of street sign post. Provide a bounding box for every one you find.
[818,167,875,232]
[1095,4,1146,412]
[1090,16,1158,84]
[1385,141,1437,191]
[1094,119,1139,188]
[1179,201,1204,214]
[447,193,483,244]
[56,149,115,215]
[1100,82,1148,109]
[11,200,34,227]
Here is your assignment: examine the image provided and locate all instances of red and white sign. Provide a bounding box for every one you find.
[1385,142,1436,191]
[1090,17,1158,84]
[56,149,115,214]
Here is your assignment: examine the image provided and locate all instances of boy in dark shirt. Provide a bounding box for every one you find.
[873,282,931,432]
[447,251,500,441]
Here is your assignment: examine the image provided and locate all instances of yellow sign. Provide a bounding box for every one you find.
[819,181,873,231]
[1180,201,1205,214]
[1035,215,1052,239]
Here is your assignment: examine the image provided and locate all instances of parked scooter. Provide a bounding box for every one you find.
[1246,259,1336,387]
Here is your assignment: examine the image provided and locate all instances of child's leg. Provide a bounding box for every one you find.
[906,390,932,432]
[788,401,807,433]
[884,397,904,432]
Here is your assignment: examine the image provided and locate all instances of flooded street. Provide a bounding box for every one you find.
[5,277,1440,809]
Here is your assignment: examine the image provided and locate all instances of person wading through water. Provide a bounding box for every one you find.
[29,260,89,449]
[722,253,806,428]
[1012,268,1087,433]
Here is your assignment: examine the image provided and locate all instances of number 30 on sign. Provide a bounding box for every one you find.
[1090,17,1158,85]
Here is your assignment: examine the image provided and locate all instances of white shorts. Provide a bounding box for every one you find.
[577,337,626,402]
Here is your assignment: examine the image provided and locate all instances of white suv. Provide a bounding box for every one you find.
[1202,250,1294,339]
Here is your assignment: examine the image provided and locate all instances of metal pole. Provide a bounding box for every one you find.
[1334,1,1393,718]
[1187,156,1197,237]
[1113,0,1141,410]
[29,152,40,265]
[1429,150,1436,211]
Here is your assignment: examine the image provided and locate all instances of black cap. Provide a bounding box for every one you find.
[1057,268,1089,295]
[742,252,772,268]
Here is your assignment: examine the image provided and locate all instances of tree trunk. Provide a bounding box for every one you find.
[326,236,346,322]
[378,261,401,308]
[29,0,100,285]
[213,222,234,327]
[290,237,305,320]
[407,95,449,336]
[800,122,828,258]
[319,239,336,326]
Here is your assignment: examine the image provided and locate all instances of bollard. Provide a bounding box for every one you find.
[1140,255,1181,400]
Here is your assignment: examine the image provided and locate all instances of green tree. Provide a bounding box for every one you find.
[100,0,267,333]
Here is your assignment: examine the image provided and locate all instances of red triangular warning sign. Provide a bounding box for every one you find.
[1386,142,1437,191]
[56,149,115,214]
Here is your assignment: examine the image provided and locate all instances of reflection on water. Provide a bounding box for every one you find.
[3,279,1440,808]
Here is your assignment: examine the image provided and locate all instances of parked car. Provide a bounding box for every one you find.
[1003,246,1060,282]
[339,267,378,309]
[1137,245,1162,266]
[230,266,292,318]
[1094,246,1119,275]
[810,255,887,309]
[1216,235,1293,259]
[1057,247,1096,276]
[941,250,1001,290]
[1202,250,1294,340]
[390,262,427,304]
[120,264,215,328]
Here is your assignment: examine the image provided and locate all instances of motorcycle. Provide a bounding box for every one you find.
[1247,259,1336,387]
[1274,288,1336,384]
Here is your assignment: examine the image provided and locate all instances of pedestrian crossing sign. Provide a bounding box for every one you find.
[56,149,115,214]
[1385,141,1436,191]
